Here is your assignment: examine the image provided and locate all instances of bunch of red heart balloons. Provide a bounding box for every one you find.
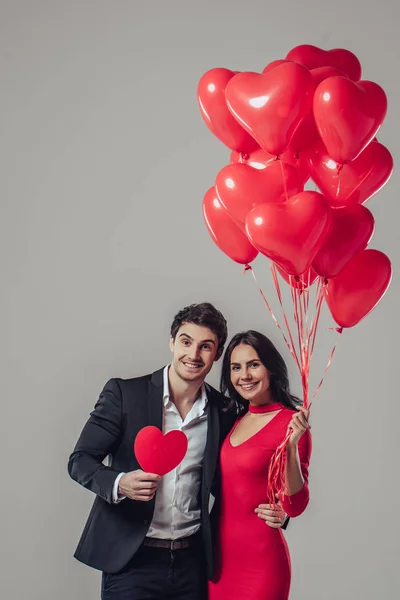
[199,44,393,330]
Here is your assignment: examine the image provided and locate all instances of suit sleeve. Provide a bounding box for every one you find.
[68,378,123,504]
[280,427,312,518]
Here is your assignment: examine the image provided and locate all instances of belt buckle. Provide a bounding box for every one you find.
[170,540,176,551]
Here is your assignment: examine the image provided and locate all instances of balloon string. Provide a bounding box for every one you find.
[297,285,306,368]
[266,429,291,508]
[253,271,340,509]
[301,282,311,406]
[311,327,343,401]
[286,278,311,407]
[267,288,311,508]
[278,144,313,404]
[336,163,344,198]
[267,324,342,510]
[270,263,302,371]
[289,280,304,367]
[303,271,310,321]
[307,277,326,360]
[299,271,312,344]
[297,284,310,408]
[245,265,299,367]
[310,276,323,346]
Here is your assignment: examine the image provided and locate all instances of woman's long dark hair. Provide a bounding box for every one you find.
[220,330,300,413]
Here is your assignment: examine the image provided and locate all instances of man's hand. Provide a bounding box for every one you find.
[255,503,287,528]
[118,470,160,501]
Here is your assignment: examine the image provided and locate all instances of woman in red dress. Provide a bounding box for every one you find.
[209,331,311,600]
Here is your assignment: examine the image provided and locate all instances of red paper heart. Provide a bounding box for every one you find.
[202,187,258,264]
[225,63,313,156]
[313,77,387,163]
[197,68,259,154]
[286,44,362,81]
[312,204,375,279]
[215,162,303,226]
[230,147,310,185]
[245,190,331,275]
[134,426,188,476]
[309,140,393,208]
[325,249,392,328]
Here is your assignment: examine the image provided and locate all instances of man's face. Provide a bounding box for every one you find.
[169,322,222,384]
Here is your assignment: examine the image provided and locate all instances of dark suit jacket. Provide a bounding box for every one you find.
[68,367,237,576]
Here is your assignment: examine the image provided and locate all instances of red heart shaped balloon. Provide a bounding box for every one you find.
[276,265,319,289]
[286,44,362,81]
[134,426,188,476]
[245,190,331,275]
[260,63,347,153]
[230,146,310,185]
[309,140,393,208]
[215,162,303,225]
[290,66,345,152]
[225,63,314,156]
[202,187,258,264]
[262,59,291,74]
[312,204,375,279]
[197,68,259,153]
[324,249,392,328]
[313,77,387,164]
[310,65,347,83]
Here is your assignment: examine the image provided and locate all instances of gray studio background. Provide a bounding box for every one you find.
[2,1,399,599]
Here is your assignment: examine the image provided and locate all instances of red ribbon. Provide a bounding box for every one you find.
[245,264,341,511]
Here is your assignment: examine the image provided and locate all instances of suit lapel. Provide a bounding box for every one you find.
[148,367,164,430]
[202,385,220,499]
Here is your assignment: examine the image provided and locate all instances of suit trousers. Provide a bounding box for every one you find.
[101,541,207,600]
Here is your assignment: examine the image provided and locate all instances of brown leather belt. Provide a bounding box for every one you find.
[143,535,197,550]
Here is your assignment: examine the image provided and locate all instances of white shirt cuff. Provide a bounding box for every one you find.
[112,472,126,503]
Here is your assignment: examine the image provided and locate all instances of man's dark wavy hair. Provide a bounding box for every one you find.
[170,302,228,352]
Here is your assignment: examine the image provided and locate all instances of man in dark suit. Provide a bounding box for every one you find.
[68,302,286,600]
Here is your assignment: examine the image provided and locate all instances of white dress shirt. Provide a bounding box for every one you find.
[112,365,209,540]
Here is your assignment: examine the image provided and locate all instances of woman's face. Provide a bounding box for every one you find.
[230,343,272,405]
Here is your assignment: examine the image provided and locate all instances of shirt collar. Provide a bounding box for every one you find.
[163,365,208,412]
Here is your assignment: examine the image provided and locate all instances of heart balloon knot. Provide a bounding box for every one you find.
[329,326,344,334]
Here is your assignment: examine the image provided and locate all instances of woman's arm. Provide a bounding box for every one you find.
[280,407,312,517]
